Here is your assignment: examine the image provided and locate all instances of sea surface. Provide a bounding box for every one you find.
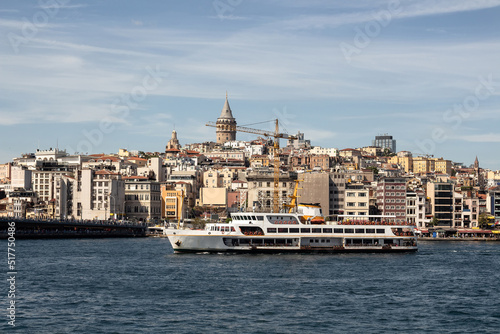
[2,238,500,333]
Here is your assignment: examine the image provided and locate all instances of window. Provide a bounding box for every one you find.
[301,228,311,233]
[376,229,385,233]
[278,228,288,233]
[355,229,365,233]
[289,228,299,233]
[323,228,332,233]
[344,229,354,233]
[312,228,322,233]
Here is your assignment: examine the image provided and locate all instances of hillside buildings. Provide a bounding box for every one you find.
[0,95,498,232]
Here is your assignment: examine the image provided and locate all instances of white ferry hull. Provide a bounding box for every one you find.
[166,231,417,254]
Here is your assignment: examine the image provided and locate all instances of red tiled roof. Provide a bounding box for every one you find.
[122,176,148,180]
[95,170,120,175]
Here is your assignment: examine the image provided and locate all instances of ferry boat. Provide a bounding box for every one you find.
[165,205,418,253]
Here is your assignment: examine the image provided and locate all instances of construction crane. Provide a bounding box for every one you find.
[206,119,296,213]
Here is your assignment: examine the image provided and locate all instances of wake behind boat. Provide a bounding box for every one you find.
[165,206,417,253]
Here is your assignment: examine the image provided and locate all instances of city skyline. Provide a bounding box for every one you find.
[1,1,500,169]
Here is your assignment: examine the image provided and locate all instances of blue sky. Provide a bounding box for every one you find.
[1,0,499,169]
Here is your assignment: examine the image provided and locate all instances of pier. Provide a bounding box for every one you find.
[0,217,147,239]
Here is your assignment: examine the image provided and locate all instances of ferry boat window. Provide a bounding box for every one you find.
[252,216,256,220]
[267,228,277,233]
[355,229,365,233]
[312,228,321,233]
[257,216,264,221]
[345,228,354,233]
[289,228,299,233]
[366,229,375,233]
[376,229,385,234]
[278,228,288,233]
[334,228,343,233]
[323,228,332,233]
[301,228,311,233]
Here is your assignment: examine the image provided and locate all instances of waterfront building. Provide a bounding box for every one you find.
[426,181,454,227]
[124,176,161,221]
[487,186,500,222]
[161,184,188,221]
[32,167,73,204]
[73,169,125,221]
[343,183,369,216]
[8,189,37,218]
[406,190,426,228]
[376,177,407,223]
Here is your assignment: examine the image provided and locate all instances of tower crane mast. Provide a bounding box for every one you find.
[206,119,296,213]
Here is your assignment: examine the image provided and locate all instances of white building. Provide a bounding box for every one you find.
[73,169,125,220]
[406,190,426,229]
[343,183,369,216]
[310,146,339,157]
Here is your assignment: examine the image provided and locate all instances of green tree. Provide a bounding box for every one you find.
[478,212,491,229]
[367,166,379,175]
[428,216,439,227]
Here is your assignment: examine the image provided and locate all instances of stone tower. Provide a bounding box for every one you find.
[216,93,236,144]
[166,129,180,152]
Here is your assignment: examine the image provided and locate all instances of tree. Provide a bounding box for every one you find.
[367,166,379,175]
[428,216,439,227]
[478,212,491,229]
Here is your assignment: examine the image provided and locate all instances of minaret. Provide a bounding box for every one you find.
[216,93,236,144]
[474,156,484,190]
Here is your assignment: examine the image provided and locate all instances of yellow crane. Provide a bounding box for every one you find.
[206,119,296,213]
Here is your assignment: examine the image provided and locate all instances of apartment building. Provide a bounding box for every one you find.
[343,183,369,216]
[124,176,161,221]
[426,181,454,227]
[73,169,124,220]
[376,177,407,223]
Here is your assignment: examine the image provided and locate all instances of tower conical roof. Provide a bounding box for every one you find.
[219,94,234,119]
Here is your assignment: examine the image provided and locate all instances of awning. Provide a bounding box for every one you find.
[458,229,492,234]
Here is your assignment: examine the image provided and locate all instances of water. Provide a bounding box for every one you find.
[3,238,500,333]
